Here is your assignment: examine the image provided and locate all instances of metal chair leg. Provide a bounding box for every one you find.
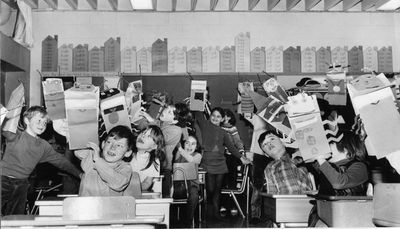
[231,192,245,218]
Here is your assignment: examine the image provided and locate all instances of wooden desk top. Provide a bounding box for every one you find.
[1,215,163,227]
[35,196,173,206]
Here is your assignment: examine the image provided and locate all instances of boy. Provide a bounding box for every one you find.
[1,106,82,215]
[75,125,139,197]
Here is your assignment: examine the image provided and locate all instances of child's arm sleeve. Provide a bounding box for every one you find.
[93,160,132,191]
[179,150,202,164]
[319,161,368,190]
[42,143,82,179]
[223,131,243,159]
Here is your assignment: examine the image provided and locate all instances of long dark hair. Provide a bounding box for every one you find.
[136,125,165,171]
[336,130,367,162]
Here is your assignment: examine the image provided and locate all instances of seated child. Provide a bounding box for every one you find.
[308,130,369,226]
[75,125,136,196]
[173,135,202,226]
[130,125,165,191]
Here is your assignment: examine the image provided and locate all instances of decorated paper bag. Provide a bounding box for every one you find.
[237,82,254,115]
[65,85,99,150]
[4,83,25,133]
[348,73,391,97]
[285,93,319,117]
[262,77,288,102]
[190,80,207,111]
[126,80,144,124]
[289,113,331,162]
[356,88,400,159]
[325,71,347,105]
[100,88,131,132]
[42,78,66,120]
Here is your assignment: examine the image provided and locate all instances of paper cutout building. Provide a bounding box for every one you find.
[121,47,137,73]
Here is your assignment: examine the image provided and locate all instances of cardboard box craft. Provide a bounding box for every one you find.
[100,89,131,132]
[190,80,207,111]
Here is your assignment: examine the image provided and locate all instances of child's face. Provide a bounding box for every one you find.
[25,113,48,136]
[328,143,347,163]
[260,134,285,160]
[210,110,223,126]
[159,106,176,123]
[136,129,157,151]
[102,136,132,163]
[184,136,197,154]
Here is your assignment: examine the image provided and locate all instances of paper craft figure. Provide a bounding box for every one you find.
[286,93,331,161]
[262,77,288,102]
[4,83,25,133]
[190,80,207,111]
[237,82,255,114]
[42,78,66,120]
[126,80,144,124]
[325,71,347,105]
[349,74,390,96]
[261,96,283,122]
[100,88,131,132]
[65,84,99,150]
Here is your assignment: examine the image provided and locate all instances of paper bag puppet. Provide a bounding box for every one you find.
[190,80,207,111]
[4,83,25,133]
[286,94,331,161]
[126,80,144,124]
[325,71,347,106]
[351,87,400,159]
[65,85,99,150]
[262,77,288,103]
[237,82,255,115]
[100,88,131,132]
[42,78,66,120]
[348,73,391,97]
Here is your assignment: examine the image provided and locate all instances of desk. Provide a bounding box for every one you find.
[35,195,173,228]
[1,215,163,229]
[261,193,313,228]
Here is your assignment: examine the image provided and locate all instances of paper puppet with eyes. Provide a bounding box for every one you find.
[262,77,288,102]
[350,74,386,95]
[285,93,331,162]
[100,88,131,132]
[325,71,347,105]
[42,78,66,120]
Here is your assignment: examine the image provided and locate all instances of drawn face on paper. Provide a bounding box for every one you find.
[263,78,278,93]
[351,75,384,91]
[102,136,132,163]
[184,136,198,154]
[210,110,223,126]
[25,112,48,137]
[260,134,286,160]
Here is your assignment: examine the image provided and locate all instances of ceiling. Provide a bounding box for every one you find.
[1,0,399,12]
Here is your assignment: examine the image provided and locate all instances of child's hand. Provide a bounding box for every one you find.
[240,156,252,165]
[87,142,100,162]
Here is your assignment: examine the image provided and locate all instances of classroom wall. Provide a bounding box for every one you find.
[28,11,400,106]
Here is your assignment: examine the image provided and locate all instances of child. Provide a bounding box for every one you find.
[173,135,202,226]
[220,108,245,216]
[139,103,190,197]
[75,125,136,197]
[193,107,251,220]
[308,130,369,226]
[130,125,165,191]
[1,106,82,215]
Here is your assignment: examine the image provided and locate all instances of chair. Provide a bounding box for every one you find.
[373,183,400,227]
[63,196,136,221]
[221,164,250,218]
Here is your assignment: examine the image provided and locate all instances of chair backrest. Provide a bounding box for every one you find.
[63,196,136,221]
[172,167,189,199]
[173,162,198,181]
[373,183,400,226]
[223,165,249,194]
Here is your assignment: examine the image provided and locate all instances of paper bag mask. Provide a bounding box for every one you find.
[262,77,288,102]
[42,78,66,120]
[100,88,131,132]
[190,80,207,111]
[4,83,25,133]
[65,85,99,150]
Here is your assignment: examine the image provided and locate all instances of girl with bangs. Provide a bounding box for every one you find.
[130,125,165,191]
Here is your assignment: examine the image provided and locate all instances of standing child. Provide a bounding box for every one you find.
[130,125,165,191]
[75,125,137,197]
[173,135,202,226]
[194,107,251,220]
[1,106,82,215]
